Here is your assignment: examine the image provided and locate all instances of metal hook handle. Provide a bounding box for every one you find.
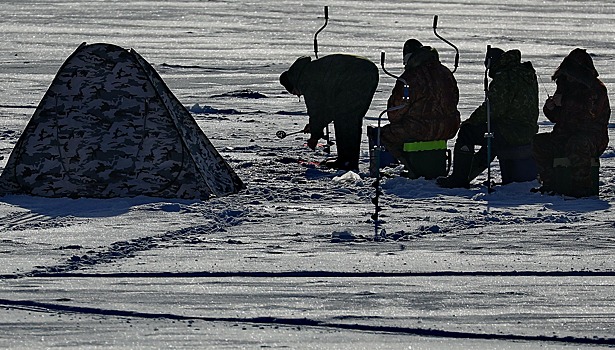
[433,15,460,73]
[314,6,329,59]
[380,51,409,99]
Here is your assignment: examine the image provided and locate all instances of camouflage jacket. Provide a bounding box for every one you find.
[386,47,461,141]
[465,49,539,146]
[284,54,379,140]
[543,67,610,153]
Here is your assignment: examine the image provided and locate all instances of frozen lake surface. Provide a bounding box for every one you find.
[1,1,614,348]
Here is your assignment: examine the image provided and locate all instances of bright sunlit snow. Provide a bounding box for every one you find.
[1,1,614,349]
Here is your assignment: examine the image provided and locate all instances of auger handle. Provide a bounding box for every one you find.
[314,6,329,59]
[433,15,460,73]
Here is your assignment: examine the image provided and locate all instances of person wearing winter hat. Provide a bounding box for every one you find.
[279,54,379,171]
[437,46,539,188]
[380,39,461,169]
[532,48,610,197]
[402,39,423,66]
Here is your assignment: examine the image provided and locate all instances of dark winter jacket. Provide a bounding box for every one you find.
[465,49,539,146]
[386,46,461,141]
[543,48,610,154]
[283,54,379,140]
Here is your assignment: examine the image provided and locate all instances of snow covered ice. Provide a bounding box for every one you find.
[1,0,614,349]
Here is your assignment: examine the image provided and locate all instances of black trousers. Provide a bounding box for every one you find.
[454,122,511,162]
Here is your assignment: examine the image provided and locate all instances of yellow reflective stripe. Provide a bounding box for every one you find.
[553,157,600,167]
[403,140,447,152]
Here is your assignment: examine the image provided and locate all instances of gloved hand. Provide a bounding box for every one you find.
[307,137,318,150]
[544,94,562,110]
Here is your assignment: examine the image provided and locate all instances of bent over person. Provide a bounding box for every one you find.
[532,48,610,197]
[380,39,461,164]
[279,54,379,171]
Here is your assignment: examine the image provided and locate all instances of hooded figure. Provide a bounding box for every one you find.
[380,39,461,165]
[279,54,379,170]
[532,48,610,197]
[437,48,539,188]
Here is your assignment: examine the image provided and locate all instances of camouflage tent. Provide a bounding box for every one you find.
[0,42,244,199]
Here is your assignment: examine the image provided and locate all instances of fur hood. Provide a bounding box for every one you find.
[552,48,599,88]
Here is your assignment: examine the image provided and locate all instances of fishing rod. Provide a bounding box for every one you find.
[433,15,460,73]
[537,73,552,99]
[484,45,494,194]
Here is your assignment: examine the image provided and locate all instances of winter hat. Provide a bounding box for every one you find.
[403,39,423,65]
[279,71,293,93]
[403,39,423,56]
[485,46,504,68]
[280,56,311,93]
[553,48,598,81]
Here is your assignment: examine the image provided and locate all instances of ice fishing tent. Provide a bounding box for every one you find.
[0,42,244,199]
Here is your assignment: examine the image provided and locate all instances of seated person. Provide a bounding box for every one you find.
[380,39,460,170]
[437,47,539,188]
[532,48,610,197]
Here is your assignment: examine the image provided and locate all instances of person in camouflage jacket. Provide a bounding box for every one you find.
[279,54,379,171]
[380,39,461,162]
[532,48,610,197]
[438,47,539,188]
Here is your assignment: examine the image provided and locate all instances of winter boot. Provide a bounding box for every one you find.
[568,163,596,198]
[321,158,358,171]
[436,149,474,188]
[531,169,555,195]
[467,155,489,185]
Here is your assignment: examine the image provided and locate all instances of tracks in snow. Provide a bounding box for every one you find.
[0,298,613,346]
